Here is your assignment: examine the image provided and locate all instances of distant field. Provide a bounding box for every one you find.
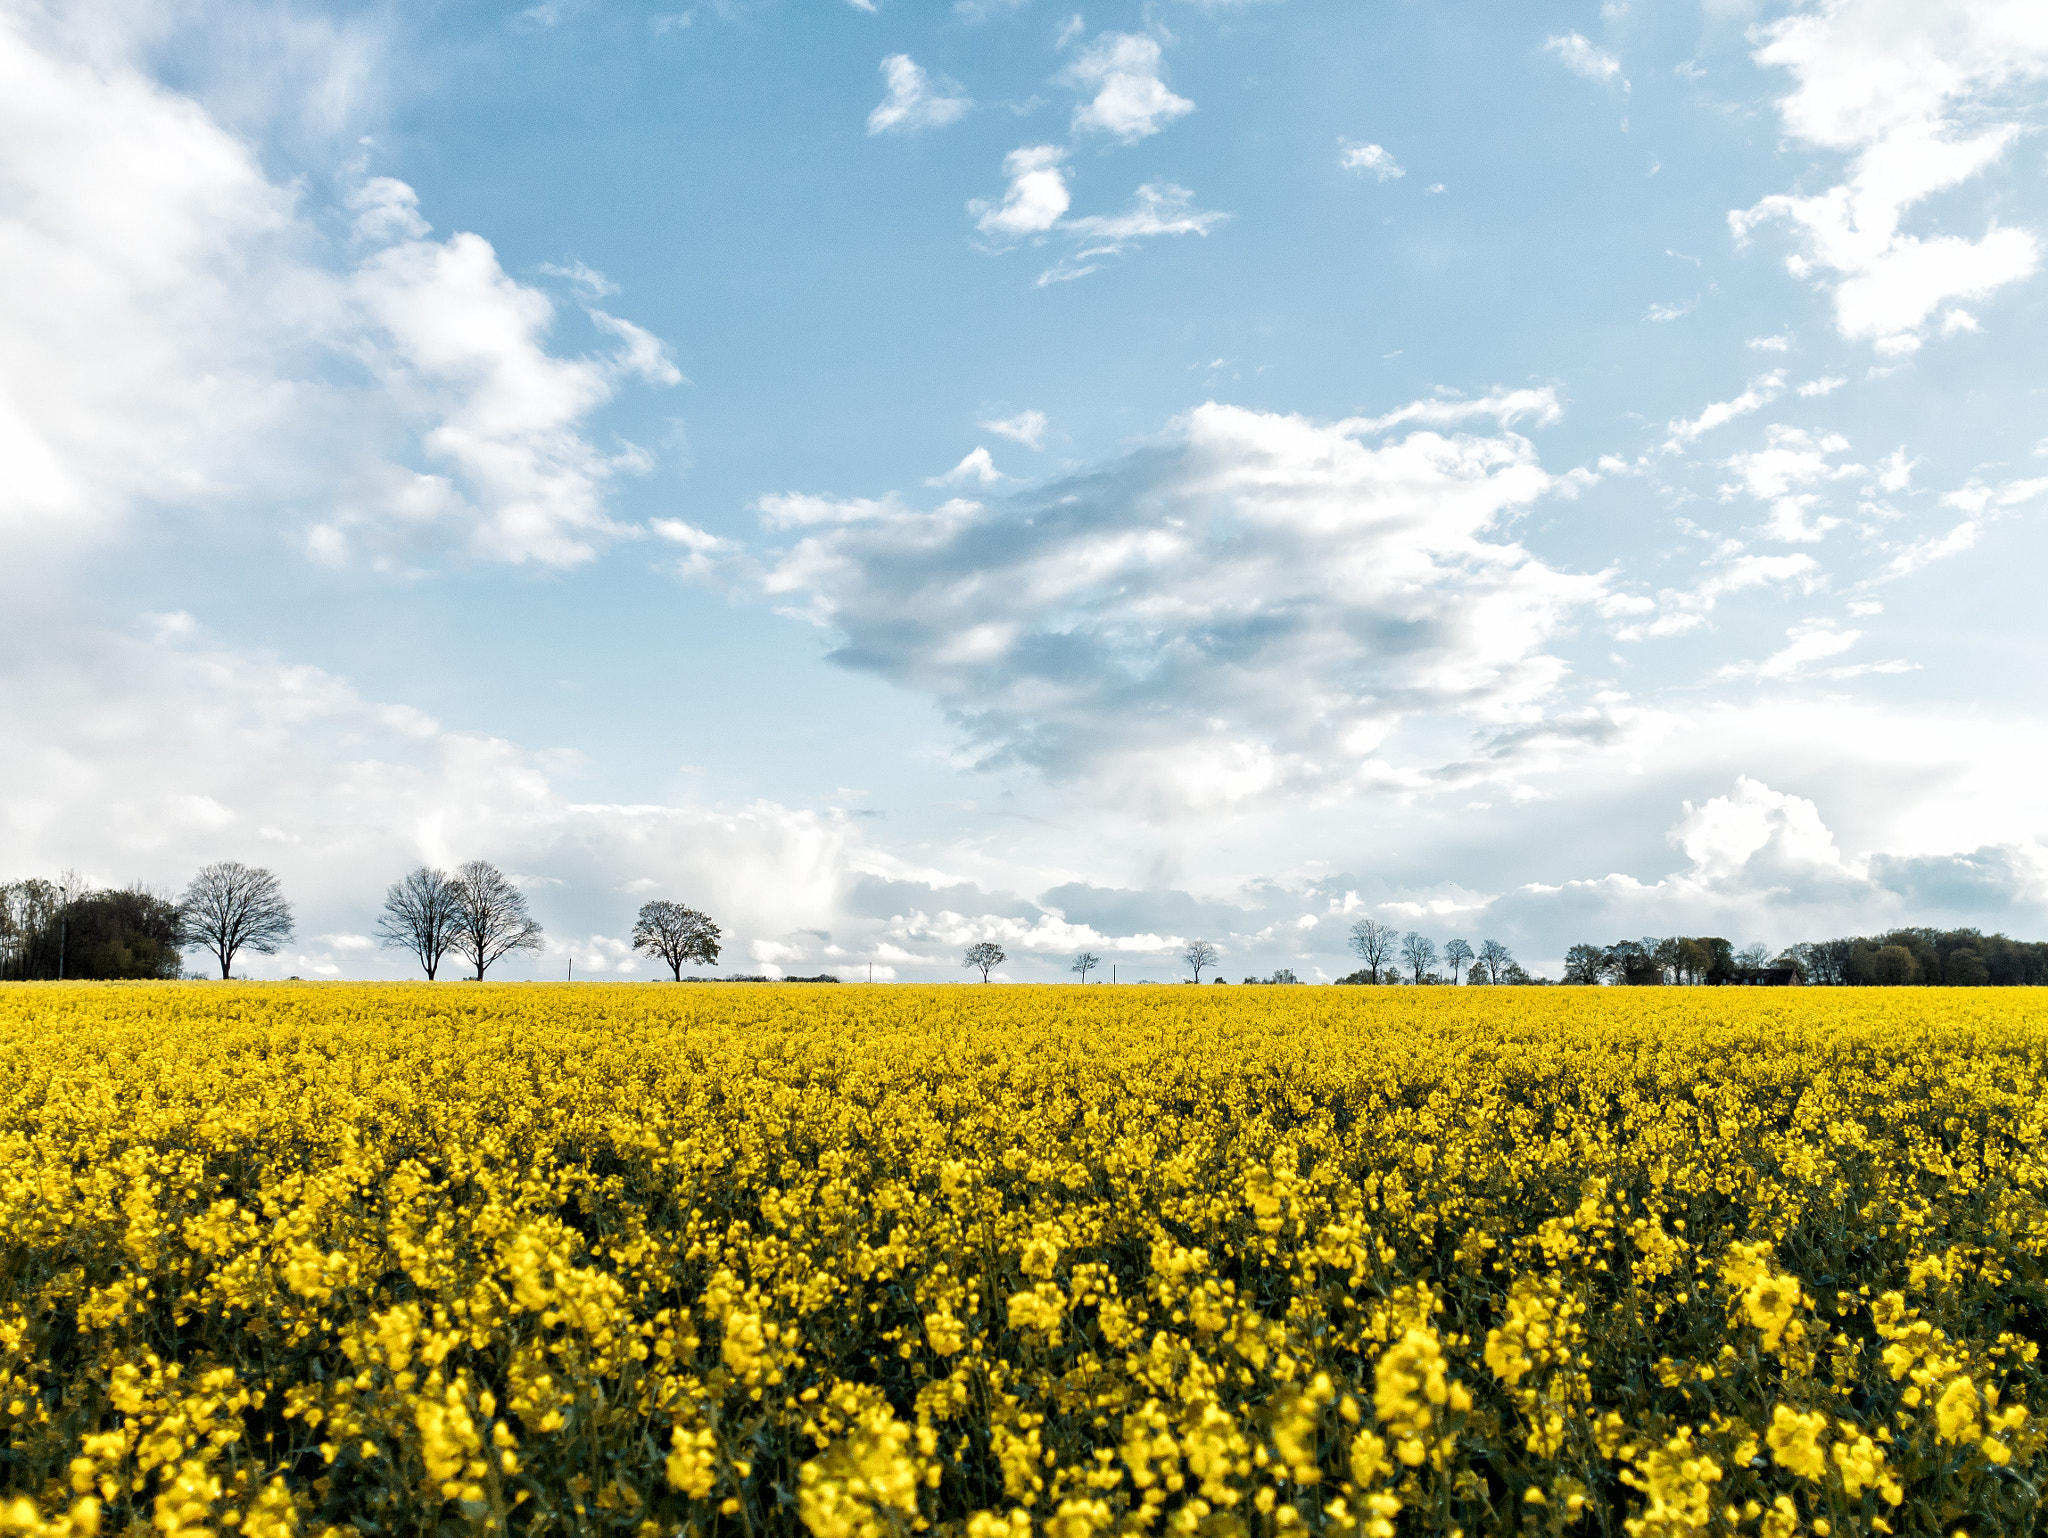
[2,984,2043,1538]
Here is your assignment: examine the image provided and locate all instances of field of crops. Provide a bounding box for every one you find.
[1,984,2044,1538]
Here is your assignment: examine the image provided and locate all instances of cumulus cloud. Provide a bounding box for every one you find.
[929,446,1002,485]
[1502,773,2048,952]
[970,145,1072,237]
[756,395,1609,813]
[866,54,971,135]
[1062,33,1195,143]
[1545,32,1626,87]
[1340,141,1404,180]
[0,5,680,576]
[1730,0,2048,351]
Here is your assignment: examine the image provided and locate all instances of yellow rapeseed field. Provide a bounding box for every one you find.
[1,984,2043,1538]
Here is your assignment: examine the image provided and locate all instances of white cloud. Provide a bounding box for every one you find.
[0,7,679,576]
[1674,778,1856,885]
[1646,300,1695,322]
[1719,620,1864,679]
[1747,334,1792,351]
[970,153,1226,283]
[1063,33,1195,143]
[969,145,1071,237]
[866,54,971,136]
[757,396,1609,812]
[1545,32,1626,87]
[1063,183,1229,243]
[341,230,679,568]
[1796,375,1847,397]
[981,409,1048,449]
[1615,548,1822,640]
[1719,425,1863,542]
[1340,141,1404,180]
[650,517,742,581]
[929,446,1003,485]
[1879,473,2048,577]
[1353,387,1565,433]
[537,259,621,298]
[1730,1,2048,350]
[1873,447,1916,492]
[1662,372,1786,449]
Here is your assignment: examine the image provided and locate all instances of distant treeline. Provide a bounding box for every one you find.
[1787,929,2048,986]
[1563,929,2048,986]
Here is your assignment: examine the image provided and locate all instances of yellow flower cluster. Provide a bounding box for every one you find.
[2,981,2046,1538]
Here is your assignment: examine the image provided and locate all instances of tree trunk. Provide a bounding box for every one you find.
[219,947,232,979]
[670,957,682,981]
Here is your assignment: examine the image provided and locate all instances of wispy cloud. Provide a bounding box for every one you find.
[1662,372,1786,450]
[1039,183,1228,285]
[981,409,1049,449]
[867,55,971,135]
[1545,32,1627,88]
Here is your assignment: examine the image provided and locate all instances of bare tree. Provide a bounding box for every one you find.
[963,940,1005,981]
[179,861,294,979]
[1347,918,1397,984]
[1475,938,1512,985]
[377,866,464,980]
[1181,939,1219,983]
[1401,931,1438,984]
[1070,950,1101,983]
[1444,937,1475,984]
[448,860,545,981]
[1735,941,1773,969]
[632,901,722,980]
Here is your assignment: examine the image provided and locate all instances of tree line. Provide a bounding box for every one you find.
[978,925,1536,985]
[1560,929,2048,986]
[1,860,724,982]
[11,863,2046,987]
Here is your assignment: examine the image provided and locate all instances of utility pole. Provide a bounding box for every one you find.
[56,875,68,982]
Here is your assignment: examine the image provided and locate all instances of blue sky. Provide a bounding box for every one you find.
[5,0,2048,980]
